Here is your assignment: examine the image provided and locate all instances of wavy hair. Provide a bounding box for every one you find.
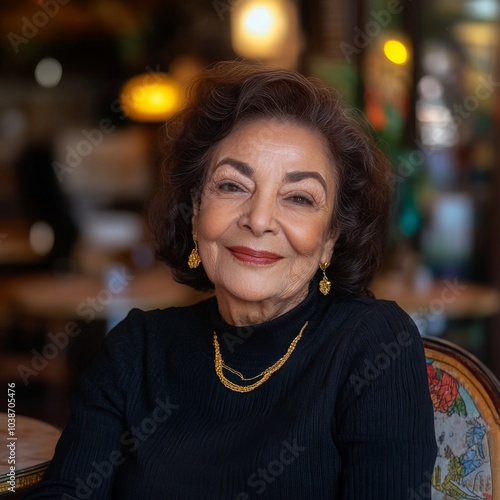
[148,61,393,296]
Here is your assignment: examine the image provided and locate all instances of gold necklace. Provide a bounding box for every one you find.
[213,321,309,393]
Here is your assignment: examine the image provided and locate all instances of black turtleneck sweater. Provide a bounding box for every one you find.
[27,282,437,499]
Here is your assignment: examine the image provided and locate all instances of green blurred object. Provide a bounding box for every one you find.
[308,56,359,107]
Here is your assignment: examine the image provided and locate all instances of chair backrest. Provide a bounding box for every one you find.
[423,336,500,500]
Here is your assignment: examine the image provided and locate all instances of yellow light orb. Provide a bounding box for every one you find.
[231,0,289,59]
[384,39,409,65]
[245,6,273,36]
[120,73,181,122]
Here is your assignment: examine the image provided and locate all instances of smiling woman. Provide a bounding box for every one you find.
[194,119,336,325]
[27,61,437,499]
[153,62,394,299]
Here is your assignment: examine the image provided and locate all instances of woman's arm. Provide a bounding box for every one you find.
[25,309,147,499]
[335,302,437,499]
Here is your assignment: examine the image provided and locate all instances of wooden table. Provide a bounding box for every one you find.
[370,273,500,319]
[0,413,61,495]
[1,264,212,320]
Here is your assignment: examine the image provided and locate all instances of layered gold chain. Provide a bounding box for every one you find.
[213,321,308,393]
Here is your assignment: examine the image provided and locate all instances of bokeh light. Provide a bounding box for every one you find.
[119,73,181,122]
[383,39,408,65]
[244,6,273,36]
[34,58,63,88]
[29,222,54,256]
[231,0,290,59]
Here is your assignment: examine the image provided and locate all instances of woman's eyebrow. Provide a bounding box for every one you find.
[213,160,328,193]
[213,158,254,177]
[284,171,328,192]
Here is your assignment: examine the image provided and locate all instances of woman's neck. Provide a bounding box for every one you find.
[214,288,308,326]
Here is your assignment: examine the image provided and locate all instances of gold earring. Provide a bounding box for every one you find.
[319,262,331,295]
[188,235,201,269]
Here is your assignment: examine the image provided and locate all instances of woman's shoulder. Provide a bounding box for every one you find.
[104,298,212,353]
[328,295,422,354]
[333,294,414,324]
[127,297,212,327]
[326,296,428,399]
[347,296,410,320]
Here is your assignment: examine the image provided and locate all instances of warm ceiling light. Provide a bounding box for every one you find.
[245,6,273,36]
[119,73,181,122]
[231,0,292,59]
[383,39,409,65]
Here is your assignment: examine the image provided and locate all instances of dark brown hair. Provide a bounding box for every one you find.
[148,61,393,296]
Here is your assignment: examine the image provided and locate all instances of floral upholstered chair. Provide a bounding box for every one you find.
[423,336,500,500]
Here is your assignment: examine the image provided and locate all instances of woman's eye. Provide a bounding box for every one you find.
[218,182,242,193]
[287,195,314,206]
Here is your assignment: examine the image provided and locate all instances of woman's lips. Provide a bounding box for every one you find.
[227,246,283,265]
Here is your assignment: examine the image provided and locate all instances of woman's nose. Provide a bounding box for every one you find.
[237,191,279,236]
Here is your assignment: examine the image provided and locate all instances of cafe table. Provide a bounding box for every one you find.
[0,412,61,497]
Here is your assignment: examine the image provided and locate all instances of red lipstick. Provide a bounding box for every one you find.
[227,246,283,265]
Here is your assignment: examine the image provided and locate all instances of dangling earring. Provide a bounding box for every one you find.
[188,235,201,269]
[319,262,331,295]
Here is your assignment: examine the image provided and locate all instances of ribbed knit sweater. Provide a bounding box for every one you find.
[27,281,437,499]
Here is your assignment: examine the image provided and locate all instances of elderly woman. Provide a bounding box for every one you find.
[28,62,436,499]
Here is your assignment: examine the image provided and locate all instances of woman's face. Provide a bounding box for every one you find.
[193,119,337,318]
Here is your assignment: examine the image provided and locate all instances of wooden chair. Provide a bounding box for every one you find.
[423,336,500,500]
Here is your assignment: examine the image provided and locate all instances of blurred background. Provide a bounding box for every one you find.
[0,0,499,428]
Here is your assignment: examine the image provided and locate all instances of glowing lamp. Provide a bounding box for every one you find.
[383,39,409,65]
[231,0,293,59]
[119,73,181,122]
